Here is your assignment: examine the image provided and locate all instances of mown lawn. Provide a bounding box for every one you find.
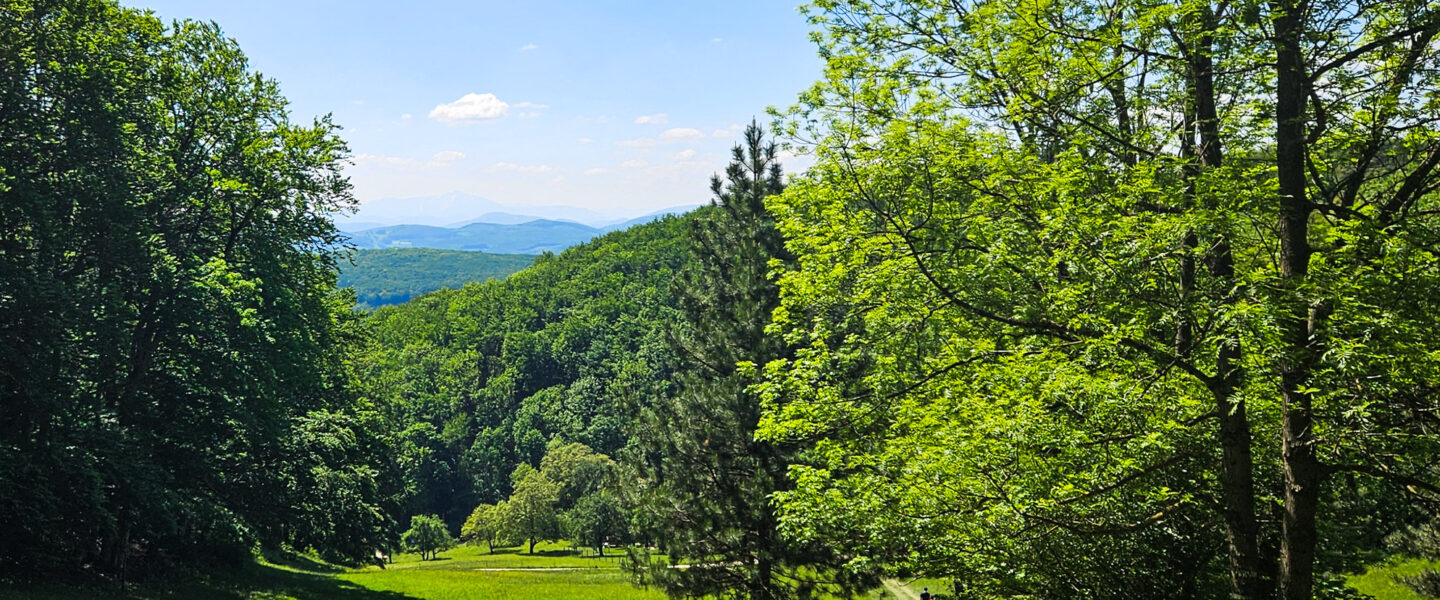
[4,542,660,600]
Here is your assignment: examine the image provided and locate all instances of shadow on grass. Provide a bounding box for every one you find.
[259,548,348,574]
[210,562,418,600]
[5,562,419,600]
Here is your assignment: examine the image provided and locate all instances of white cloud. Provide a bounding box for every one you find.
[672,149,696,161]
[401,113,413,120]
[512,101,548,118]
[519,43,538,51]
[578,137,593,144]
[429,93,510,125]
[430,150,465,163]
[711,124,743,138]
[584,167,611,175]
[353,151,465,169]
[488,161,554,174]
[660,127,704,141]
[711,37,723,43]
[620,159,649,169]
[353,153,418,168]
[634,113,668,125]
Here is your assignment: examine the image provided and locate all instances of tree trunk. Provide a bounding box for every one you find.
[1191,8,1268,597]
[1273,0,1321,598]
[529,537,536,555]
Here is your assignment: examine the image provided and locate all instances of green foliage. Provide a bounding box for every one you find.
[504,467,562,554]
[461,503,505,552]
[354,216,690,528]
[0,0,385,577]
[541,441,616,510]
[626,123,872,600]
[564,491,629,556]
[402,514,453,561]
[338,248,535,309]
[759,0,1440,598]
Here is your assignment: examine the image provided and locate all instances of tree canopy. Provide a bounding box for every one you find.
[0,0,386,577]
[758,0,1440,598]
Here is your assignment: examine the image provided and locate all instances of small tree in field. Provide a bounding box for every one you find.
[503,466,560,554]
[564,490,627,556]
[462,502,507,553]
[402,514,453,561]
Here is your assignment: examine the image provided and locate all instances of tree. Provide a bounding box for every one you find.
[462,502,505,553]
[0,0,383,577]
[564,490,628,556]
[401,514,453,561]
[760,1,1440,598]
[626,123,870,600]
[505,466,561,554]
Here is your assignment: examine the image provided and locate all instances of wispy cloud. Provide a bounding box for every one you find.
[353,150,466,169]
[488,161,554,174]
[620,159,649,169]
[429,93,510,125]
[513,101,549,118]
[659,127,704,141]
[578,137,593,144]
[430,150,465,164]
[672,149,696,161]
[519,43,538,51]
[634,113,669,125]
[584,167,611,175]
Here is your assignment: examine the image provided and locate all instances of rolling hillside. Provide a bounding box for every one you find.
[338,248,536,309]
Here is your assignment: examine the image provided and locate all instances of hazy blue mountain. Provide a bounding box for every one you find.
[335,192,615,228]
[340,203,702,254]
[602,204,703,232]
[446,212,555,227]
[344,220,602,253]
[335,221,387,233]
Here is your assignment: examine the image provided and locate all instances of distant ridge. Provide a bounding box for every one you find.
[342,204,702,253]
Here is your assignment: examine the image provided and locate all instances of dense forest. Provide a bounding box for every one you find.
[6,0,1440,599]
[337,248,535,309]
[355,216,689,526]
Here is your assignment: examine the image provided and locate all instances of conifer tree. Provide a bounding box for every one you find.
[627,123,866,600]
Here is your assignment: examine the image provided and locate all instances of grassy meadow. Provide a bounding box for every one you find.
[5,544,1415,600]
[4,542,660,600]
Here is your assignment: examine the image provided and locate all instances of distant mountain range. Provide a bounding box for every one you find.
[333,191,692,231]
[341,206,699,254]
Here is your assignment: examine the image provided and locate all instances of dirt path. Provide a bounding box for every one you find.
[882,578,921,600]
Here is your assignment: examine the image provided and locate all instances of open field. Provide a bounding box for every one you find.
[4,543,660,600]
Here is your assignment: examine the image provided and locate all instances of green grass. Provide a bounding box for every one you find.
[340,568,660,600]
[3,543,658,600]
[380,541,631,570]
[1347,557,1440,600]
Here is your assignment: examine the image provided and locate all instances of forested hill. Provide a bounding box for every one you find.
[338,248,536,310]
[354,213,691,526]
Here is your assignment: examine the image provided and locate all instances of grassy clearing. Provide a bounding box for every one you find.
[339,568,660,600]
[3,542,658,600]
[1346,557,1440,600]
[379,540,630,570]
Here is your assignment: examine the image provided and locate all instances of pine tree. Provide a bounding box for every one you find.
[627,123,865,600]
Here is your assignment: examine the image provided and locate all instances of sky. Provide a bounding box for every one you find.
[135,1,825,220]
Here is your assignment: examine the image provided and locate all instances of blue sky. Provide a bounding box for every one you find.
[136,1,824,219]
